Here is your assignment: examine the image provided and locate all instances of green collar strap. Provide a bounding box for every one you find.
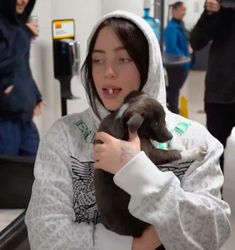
[158,122,191,149]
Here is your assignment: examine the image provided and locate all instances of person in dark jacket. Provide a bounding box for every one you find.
[163,1,191,114]
[0,0,42,156]
[190,0,235,170]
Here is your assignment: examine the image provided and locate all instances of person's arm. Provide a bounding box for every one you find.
[25,119,133,250]
[25,27,43,111]
[32,79,42,103]
[0,34,15,95]
[190,0,223,50]
[31,74,43,116]
[23,24,43,114]
[113,126,231,250]
[0,32,15,76]
[25,21,39,37]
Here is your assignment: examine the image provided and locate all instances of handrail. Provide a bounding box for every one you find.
[0,211,30,250]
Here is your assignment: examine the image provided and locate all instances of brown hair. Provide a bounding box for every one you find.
[171,1,184,10]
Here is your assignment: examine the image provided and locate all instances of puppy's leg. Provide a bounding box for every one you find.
[179,144,208,162]
[141,139,182,165]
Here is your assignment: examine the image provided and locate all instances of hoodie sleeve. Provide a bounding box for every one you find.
[24,29,42,103]
[25,120,133,250]
[190,9,223,51]
[32,79,42,103]
[114,126,231,250]
[0,31,15,77]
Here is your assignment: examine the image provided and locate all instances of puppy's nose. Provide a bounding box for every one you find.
[157,127,173,142]
[164,132,173,141]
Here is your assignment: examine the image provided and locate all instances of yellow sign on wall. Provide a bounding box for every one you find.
[52,19,75,39]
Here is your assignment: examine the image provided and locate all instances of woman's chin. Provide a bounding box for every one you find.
[104,103,121,112]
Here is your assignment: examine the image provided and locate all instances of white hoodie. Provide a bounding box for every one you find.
[25,10,231,250]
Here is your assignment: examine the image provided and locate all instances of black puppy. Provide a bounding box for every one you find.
[94,90,205,237]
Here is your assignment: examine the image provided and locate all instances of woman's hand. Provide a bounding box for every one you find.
[33,101,44,116]
[4,85,14,95]
[132,226,162,250]
[26,21,39,37]
[205,0,221,14]
[94,130,140,174]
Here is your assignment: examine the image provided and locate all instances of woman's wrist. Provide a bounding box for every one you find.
[119,144,139,168]
[132,226,161,250]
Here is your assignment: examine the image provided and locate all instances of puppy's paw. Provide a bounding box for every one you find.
[180,144,208,162]
[199,144,208,155]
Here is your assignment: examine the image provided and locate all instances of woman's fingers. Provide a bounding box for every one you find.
[128,129,141,151]
[128,130,138,141]
[94,131,140,173]
[95,131,114,144]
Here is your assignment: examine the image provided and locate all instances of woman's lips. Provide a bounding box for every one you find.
[102,87,122,99]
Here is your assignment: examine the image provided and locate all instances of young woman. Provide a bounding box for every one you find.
[25,10,231,250]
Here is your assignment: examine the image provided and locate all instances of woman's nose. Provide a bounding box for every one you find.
[104,63,117,78]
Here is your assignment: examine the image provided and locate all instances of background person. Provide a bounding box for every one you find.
[164,1,191,114]
[0,0,42,156]
[25,10,231,250]
[190,0,235,170]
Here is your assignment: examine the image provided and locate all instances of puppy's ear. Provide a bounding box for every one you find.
[126,113,144,133]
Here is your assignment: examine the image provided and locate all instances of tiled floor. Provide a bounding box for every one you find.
[182,70,235,250]
[180,70,206,126]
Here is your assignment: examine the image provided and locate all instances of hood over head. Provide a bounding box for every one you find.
[82,10,167,120]
[0,0,36,23]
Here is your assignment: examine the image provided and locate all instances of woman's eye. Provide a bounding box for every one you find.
[119,57,132,63]
[92,58,104,64]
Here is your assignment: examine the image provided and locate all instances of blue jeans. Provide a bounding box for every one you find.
[0,119,39,156]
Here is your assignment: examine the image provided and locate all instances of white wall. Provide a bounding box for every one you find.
[101,0,144,16]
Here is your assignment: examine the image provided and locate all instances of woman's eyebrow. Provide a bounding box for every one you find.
[114,46,125,52]
[93,46,125,54]
[93,49,105,54]
[93,49,105,53]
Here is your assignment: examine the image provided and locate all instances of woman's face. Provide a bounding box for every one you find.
[16,0,29,14]
[172,4,186,20]
[92,26,141,111]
